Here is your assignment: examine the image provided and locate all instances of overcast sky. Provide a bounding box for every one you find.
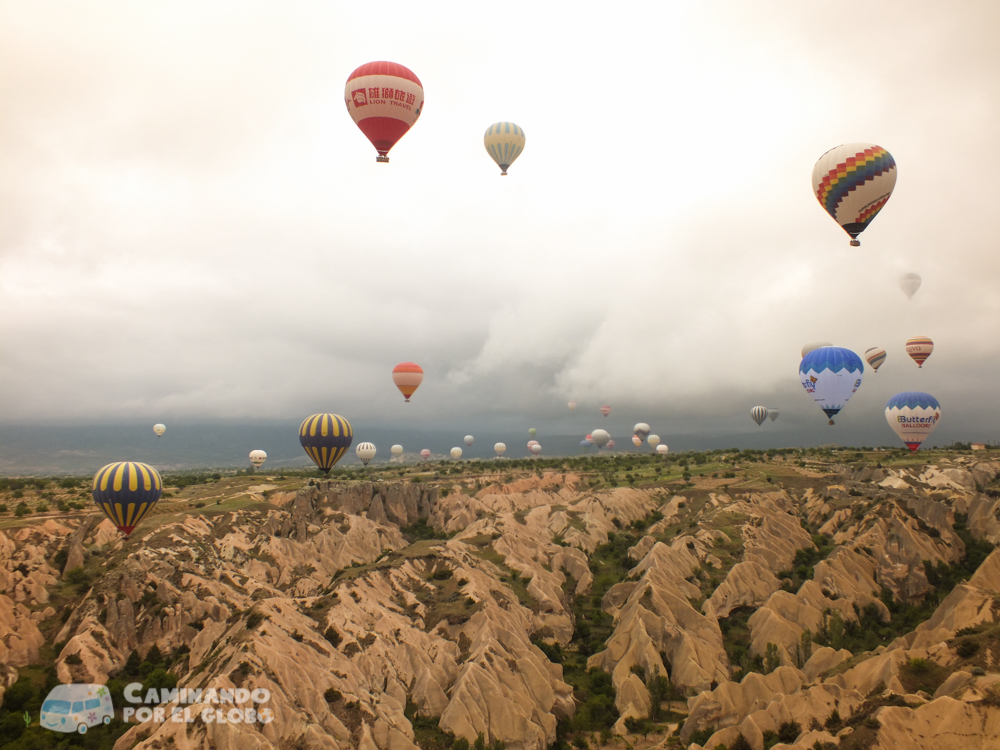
[2,2,999,453]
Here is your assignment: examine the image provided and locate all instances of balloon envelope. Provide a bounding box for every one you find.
[591,429,610,448]
[885,392,941,452]
[865,347,887,373]
[633,423,650,440]
[249,450,267,468]
[648,435,661,448]
[392,362,424,401]
[299,414,353,474]
[905,336,934,368]
[632,435,642,447]
[801,341,833,359]
[391,444,403,456]
[530,443,542,455]
[768,409,780,422]
[899,273,921,300]
[420,449,431,460]
[450,447,463,459]
[607,440,616,451]
[484,122,526,175]
[799,347,864,424]
[464,435,474,447]
[568,401,577,410]
[345,61,423,162]
[356,442,376,466]
[600,405,611,417]
[812,143,896,246]
[528,428,537,437]
[751,406,769,426]
[153,424,166,437]
[656,444,669,454]
[92,461,162,535]
[494,443,506,456]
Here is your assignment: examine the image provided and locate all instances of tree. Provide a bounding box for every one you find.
[763,643,781,675]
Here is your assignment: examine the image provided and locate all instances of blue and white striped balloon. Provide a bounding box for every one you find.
[484,122,526,176]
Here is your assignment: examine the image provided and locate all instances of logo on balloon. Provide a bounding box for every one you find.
[352,89,368,107]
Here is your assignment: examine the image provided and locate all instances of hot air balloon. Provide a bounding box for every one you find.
[450,447,463,460]
[464,435,474,447]
[299,414,353,474]
[768,409,780,422]
[345,62,423,163]
[530,443,542,456]
[420,449,431,460]
[153,424,165,437]
[751,406,769,426]
[391,444,403,458]
[656,444,669,455]
[801,341,833,359]
[633,423,651,440]
[528,428,537,438]
[607,440,616,451]
[356,442,376,466]
[494,442,506,457]
[591,429,610,449]
[585,434,592,441]
[392,362,424,402]
[899,273,921,300]
[249,450,267,469]
[580,439,592,451]
[812,143,896,246]
[632,435,642,447]
[906,336,934,368]
[484,122,526,176]
[527,440,539,451]
[885,392,941,452]
[92,461,162,537]
[865,347,887,373]
[568,401,577,410]
[648,435,661,449]
[799,347,864,425]
[600,405,611,417]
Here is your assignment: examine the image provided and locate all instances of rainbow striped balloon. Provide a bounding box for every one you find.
[865,347,887,372]
[812,143,896,246]
[92,461,162,536]
[905,336,934,368]
[484,122,525,176]
[299,414,353,474]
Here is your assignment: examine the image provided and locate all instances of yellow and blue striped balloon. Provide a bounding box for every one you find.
[91,461,162,536]
[299,414,353,474]
[484,122,525,176]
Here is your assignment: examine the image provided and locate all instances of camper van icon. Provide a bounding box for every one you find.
[40,684,113,734]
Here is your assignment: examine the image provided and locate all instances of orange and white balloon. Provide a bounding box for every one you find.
[392,362,424,402]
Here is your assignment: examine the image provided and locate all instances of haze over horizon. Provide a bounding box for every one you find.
[2,2,999,469]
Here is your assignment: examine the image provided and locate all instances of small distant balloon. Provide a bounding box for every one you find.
[392,362,424,402]
[391,444,404,457]
[607,440,616,451]
[647,435,661,449]
[633,423,651,440]
[450,447,463,460]
[632,435,642,447]
[799,347,864,425]
[656,444,669,455]
[812,143,896,247]
[153,424,165,437]
[356,442,376,466]
[885,391,941,452]
[899,273,921,300]
[600,405,611,417]
[801,341,833,359]
[591,429,610,448]
[484,122,526,176]
[905,336,934,368]
[420,449,431,460]
[527,440,539,451]
[580,439,592,451]
[768,409,780,423]
[865,347,887,373]
[528,428,537,438]
[494,442,506,457]
[464,435,474,447]
[530,443,542,456]
[568,401,577,410]
[751,406,769,426]
[249,450,267,469]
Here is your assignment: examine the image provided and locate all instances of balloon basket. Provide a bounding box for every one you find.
[849,239,860,247]
[376,155,389,163]
[828,419,835,425]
